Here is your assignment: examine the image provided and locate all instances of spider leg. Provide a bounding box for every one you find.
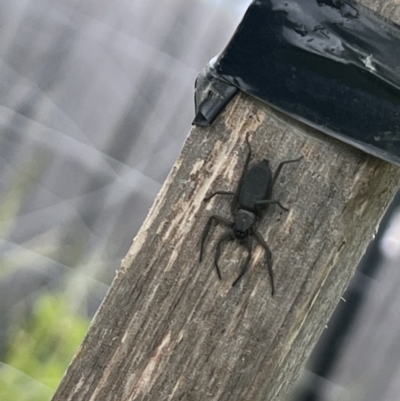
[204,134,253,206]
[242,133,253,174]
[204,191,235,202]
[256,199,289,212]
[232,235,252,287]
[253,229,275,296]
[214,230,234,280]
[200,215,232,263]
[272,156,303,186]
[231,133,253,212]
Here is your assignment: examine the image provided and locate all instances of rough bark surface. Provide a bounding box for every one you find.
[51,90,400,401]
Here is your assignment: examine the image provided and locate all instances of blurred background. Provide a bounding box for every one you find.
[1,0,400,400]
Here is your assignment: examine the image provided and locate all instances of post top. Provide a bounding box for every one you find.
[194,0,400,167]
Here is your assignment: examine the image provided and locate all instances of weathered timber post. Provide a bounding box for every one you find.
[52,1,400,401]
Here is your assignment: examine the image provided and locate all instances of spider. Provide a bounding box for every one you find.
[199,134,302,294]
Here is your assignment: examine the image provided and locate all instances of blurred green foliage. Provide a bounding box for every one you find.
[0,292,90,401]
[0,151,105,401]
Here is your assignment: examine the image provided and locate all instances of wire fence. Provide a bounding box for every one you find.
[1,0,400,400]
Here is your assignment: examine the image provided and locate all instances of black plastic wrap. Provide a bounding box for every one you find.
[193,59,238,126]
[194,0,400,166]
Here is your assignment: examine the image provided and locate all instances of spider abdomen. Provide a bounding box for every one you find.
[238,160,272,213]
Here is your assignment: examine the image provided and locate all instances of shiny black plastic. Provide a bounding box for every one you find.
[193,60,238,126]
[195,0,400,166]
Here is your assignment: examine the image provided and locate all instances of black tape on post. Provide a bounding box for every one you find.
[194,0,400,166]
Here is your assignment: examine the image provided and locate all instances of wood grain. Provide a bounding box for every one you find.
[51,89,400,401]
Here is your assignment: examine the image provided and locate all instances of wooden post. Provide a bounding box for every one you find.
[51,4,400,400]
[51,91,400,401]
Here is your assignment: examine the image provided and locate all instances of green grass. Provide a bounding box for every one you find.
[0,292,90,401]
